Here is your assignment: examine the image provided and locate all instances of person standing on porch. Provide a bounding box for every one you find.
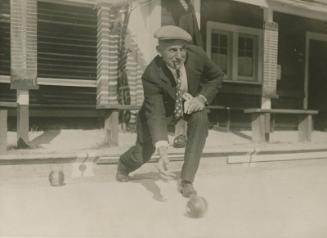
[116,25,224,197]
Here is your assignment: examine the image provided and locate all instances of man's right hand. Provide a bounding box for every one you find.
[184,96,206,114]
[157,145,175,180]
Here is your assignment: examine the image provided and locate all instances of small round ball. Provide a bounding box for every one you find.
[186,195,208,218]
[49,170,65,186]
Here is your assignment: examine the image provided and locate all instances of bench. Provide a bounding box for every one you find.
[0,102,17,152]
[29,104,101,118]
[97,104,231,146]
[97,104,242,146]
[207,105,231,131]
[97,105,242,146]
[244,108,319,143]
[208,105,248,131]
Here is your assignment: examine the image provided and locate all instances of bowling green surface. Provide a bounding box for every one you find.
[1,157,327,238]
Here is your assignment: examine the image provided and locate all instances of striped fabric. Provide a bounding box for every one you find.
[96,2,118,106]
[10,0,38,89]
[262,21,278,98]
[117,4,131,107]
[96,2,144,128]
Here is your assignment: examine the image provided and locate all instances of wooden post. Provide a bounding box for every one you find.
[264,112,270,141]
[226,107,231,132]
[17,90,30,148]
[0,109,8,152]
[104,110,119,147]
[298,114,313,142]
[251,113,266,143]
[10,0,38,148]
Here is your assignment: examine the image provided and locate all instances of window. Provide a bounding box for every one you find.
[207,22,263,83]
[37,1,97,87]
[211,31,232,78]
[0,0,10,77]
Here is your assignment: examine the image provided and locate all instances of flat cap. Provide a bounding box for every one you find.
[154,25,192,42]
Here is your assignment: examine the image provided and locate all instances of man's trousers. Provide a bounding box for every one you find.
[119,109,209,183]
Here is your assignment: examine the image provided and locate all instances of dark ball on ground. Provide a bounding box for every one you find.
[173,135,187,148]
[186,195,208,218]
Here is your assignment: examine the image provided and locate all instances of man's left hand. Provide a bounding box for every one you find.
[184,96,206,114]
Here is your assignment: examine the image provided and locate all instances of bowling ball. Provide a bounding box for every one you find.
[186,195,208,218]
[49,170,65,186]
[173,135,187,148]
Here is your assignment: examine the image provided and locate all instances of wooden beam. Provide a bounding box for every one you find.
[264,7,273,22]
[39,0,97,8]
[250,113,266,143]
[17,90,30,148]
[232,0,268,8]
[38,0,130,8]
[270,0,327,22]
[245,108,318,114]
[0,109,8,152]
[29,109,100,118]
[298,114,313,142]
[232,0,327,24]
[0,102,17,108]
[104,110,119,147]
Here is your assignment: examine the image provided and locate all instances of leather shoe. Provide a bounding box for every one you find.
[116,162,129,182]
[179,181,197,198]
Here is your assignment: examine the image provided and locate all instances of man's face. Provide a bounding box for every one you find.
[157,41,187,70]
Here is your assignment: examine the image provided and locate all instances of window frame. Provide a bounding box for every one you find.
[206,21,263,85]
[210,30,233,80]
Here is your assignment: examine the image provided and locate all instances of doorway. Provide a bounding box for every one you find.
[307,37,327,130]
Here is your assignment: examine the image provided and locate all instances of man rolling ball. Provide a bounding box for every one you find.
[116,25,224,198]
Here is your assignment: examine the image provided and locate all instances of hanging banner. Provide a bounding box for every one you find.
[10,0,38,89]
[262,21,278,97]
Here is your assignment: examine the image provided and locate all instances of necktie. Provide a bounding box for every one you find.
[174,68,184,119]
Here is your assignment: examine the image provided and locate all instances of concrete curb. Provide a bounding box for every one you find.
[227,151,327,164]
[1,143,327,165]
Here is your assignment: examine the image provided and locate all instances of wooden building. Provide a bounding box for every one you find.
[164,0,327,129]
[1,0,327,139]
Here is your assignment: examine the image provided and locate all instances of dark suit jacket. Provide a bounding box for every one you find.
[138,45,224,145]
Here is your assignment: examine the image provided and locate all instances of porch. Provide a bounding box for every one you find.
[1,0,327,147]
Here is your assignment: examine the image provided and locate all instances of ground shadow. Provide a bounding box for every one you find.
[29,130,61,147]
[230,129,252,141]
[130,171,180,202]
[211,126,229,133]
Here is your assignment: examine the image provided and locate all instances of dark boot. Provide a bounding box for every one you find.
[116,162,129,182]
